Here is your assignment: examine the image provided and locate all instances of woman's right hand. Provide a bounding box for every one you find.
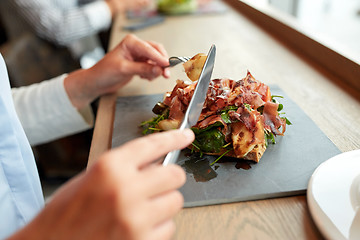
[9,129,194,240]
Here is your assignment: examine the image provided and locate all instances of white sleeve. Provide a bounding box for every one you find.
[10,0,112,46]
[83,1,112,32]
[11,74,94,146]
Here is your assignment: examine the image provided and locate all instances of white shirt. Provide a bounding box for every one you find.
[0,0,111,47]
[0,0,112,67]
[12,74,94,146]
[0,54,93,238]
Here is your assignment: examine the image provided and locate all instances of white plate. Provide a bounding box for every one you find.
[307,149,360,240]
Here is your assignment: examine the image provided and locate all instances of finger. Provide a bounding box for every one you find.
[120,60,163,80]
[111,129,194,168]
[163,68,171,79]
[146,41,171,78]
[140,66,169,80]
[146,190,184,227]
[146,41,169,59]
[132,0,151,9]
[139,164,186,197]
[125,34,169,67]
[148,219,176,240]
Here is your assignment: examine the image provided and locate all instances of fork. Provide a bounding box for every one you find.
[167,56,191,67]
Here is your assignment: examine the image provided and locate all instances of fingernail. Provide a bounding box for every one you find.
[164,68,171,78]
[181,129,194,141]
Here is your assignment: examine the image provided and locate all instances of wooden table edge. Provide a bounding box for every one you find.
[87,93,117,168]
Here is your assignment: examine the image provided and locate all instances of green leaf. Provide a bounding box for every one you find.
[193,128,226,153]
[265,130,276,146]
[244,103,253,111]
[222,142,232,149]
[140,109,169,135]
[191,142,201,151]
[271,95,283,103]
[220,112,231,124]
[219,106,238,114]
[191,121,223,135]
[219,106,238,124]
[284,117,292,125]
[271,95,284,99]
[210,149,232,165]
[148,127,162,131]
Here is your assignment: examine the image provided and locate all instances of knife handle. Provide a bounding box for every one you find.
[162,149,181,166]
[162,116,189,166]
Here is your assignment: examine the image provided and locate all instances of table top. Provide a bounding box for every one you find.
[88,1,360,239]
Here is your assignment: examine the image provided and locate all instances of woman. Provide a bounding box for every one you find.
[1,34,194,240]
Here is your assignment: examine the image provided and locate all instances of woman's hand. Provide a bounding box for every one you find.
[106,0,152,15]
[64,34,170,110]
[10,129,194,240]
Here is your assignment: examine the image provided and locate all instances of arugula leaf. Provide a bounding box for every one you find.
[191,121,223,135]
[191,142,203,157]
[244,103,253,111]
[219,106,238,124]
[270,95,292,126]
[283,117,292,125]
[222,142,232,149]
[220,112,231,124]
[264,130,276,146]
[271,95,284,100]
[220,106,238,113]
[140,109,169,135]
[193,128,226,153]
[210,149,232,166]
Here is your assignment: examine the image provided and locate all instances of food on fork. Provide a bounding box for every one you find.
[141,53,291,163]
[182,53,207,81]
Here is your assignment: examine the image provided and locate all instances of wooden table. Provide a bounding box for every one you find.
[88,1,360,239]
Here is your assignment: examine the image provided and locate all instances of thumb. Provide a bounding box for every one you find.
[109,129,195,168]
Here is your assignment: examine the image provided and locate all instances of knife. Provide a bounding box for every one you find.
[162,44,216,166]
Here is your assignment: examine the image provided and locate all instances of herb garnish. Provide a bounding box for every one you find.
[244,103,253,111]
[263,95,292,146]
[272,95,292,127]
[264,130,276,146]
[140,109,169,135]
[210,149,233,165]
[192,127,225,153]
[140,93,292,164]
[191,142,203,157]
[220,106,238,124]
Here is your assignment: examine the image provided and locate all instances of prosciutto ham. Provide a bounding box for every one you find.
[161,72,284,132]
[154,71,288,162]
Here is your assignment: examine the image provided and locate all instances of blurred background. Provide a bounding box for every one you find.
[253,0,360,62]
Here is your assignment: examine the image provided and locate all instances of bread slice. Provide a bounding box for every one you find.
[201,142,266,163]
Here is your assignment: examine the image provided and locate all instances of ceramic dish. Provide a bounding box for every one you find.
[308,149,360,240]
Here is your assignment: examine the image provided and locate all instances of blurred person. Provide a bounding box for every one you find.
[197,0,213,6]
[0,34,193,240]
[0,0,152,68]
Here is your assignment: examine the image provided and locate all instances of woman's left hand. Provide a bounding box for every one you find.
[64,34,170,109]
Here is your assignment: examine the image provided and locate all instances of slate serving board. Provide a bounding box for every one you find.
[112,86,341,207]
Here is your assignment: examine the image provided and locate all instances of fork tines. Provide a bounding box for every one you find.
[179,56,190,62]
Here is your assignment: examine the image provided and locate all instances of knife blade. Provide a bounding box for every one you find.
[162,45,216,166]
